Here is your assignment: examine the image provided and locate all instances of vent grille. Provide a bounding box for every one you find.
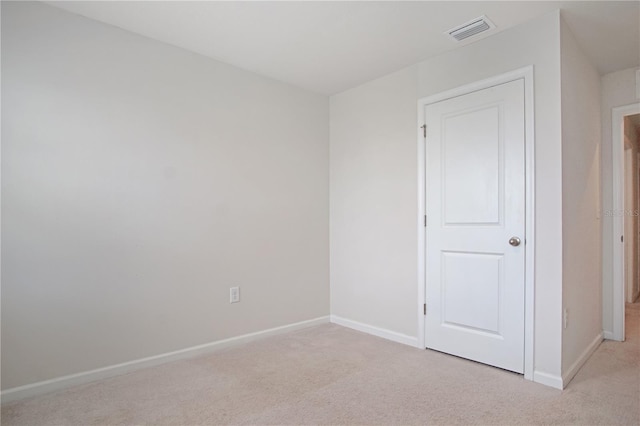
[447,16,495,42]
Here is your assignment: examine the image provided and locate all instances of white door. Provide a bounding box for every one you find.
[424,79,526,374]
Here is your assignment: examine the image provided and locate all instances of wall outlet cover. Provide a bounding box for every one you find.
[230,287,240,303]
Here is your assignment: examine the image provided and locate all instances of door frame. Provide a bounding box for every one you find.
[611,102,640,341]
[417,66,535,380]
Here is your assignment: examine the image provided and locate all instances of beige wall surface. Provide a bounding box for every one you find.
[1,1,329,390]
[559,16,602,376]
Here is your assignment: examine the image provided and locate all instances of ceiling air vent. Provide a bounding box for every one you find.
[446,15,495,42]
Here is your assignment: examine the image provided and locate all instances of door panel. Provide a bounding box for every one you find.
[424,79,525,374]
[443,106,502,226]
[442,251,503,335]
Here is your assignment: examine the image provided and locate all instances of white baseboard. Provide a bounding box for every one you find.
[562,332,603,388]
[533,370,563,390]
[603,330,616,340]
[330,315,419,347]
[1,316,330,404]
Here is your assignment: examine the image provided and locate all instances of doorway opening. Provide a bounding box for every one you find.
[624,114,640,306]
[612,105,640,341]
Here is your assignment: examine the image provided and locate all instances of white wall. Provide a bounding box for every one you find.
[559,17,602,378]
[330,65,419,339]
[1,1,329,390]
[602,67,640,335]
[330,11,564,381]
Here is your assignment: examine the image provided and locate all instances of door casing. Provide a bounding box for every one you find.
[417,66,535,381]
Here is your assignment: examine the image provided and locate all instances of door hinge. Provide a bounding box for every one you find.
[423,303,427,315]
[424,215,427,227]
[622,235,624,242]
[420,124,426,138]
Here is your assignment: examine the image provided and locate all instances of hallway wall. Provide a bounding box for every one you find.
[559,16,602,382]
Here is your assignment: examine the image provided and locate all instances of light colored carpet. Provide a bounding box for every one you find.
[2,304,639,425]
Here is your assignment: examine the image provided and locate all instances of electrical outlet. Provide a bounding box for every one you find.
[563,308,569,329]
[230,286,240,303]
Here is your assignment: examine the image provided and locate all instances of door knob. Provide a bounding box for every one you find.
[509,237,521,247]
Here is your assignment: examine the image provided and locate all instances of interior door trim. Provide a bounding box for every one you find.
[417,65,535,381]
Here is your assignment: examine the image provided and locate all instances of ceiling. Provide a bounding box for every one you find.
[47,1,640,95]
